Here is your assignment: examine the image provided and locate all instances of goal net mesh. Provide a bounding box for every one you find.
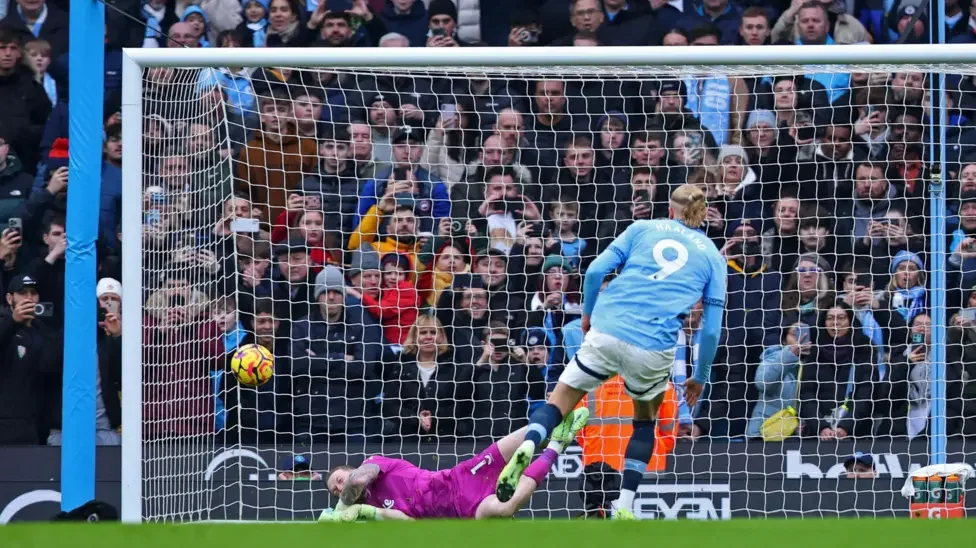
[137,61,976,521]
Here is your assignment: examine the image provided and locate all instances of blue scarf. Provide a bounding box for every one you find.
[18,4,47,37]
[683,76,731,147]
[855,308,887,380]
[248,19,268,47]
[794,35,850,103]
[891,286,927,324]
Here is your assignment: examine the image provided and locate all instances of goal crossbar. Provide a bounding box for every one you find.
[122,44,976,69]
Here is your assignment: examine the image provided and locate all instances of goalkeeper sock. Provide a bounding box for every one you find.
[617,419,656,511]
[524,403,564,449]
[524,448,559,485]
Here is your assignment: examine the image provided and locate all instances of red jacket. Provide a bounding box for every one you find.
[361,280,420,345]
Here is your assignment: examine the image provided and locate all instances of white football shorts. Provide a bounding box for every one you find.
[559,329,675,401]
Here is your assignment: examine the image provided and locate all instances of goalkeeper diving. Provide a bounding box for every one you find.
[320,408,589,521]
[494,184,726,520]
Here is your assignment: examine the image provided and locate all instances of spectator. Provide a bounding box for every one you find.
[346,244,382,303]
[352,251,419,345]
[302,123,361,238]
[660,26,690,46]
[221,298,288,443]
[714,144,763,229]
[416,239,469,307]
[100,123,123,246]
[289,265,382,439]
[425,0,467,47]
[142,269,222,439]
[838,162,897,247]
[748,322,809,438]
[507,6,544,48]
[379,0,427,46]
[435,273,489,367]
[471,320,545,438]
[772,0,868,45]
[682,26,732,147]
[775,1,851,103]
[349,191,425,272]
[469,167,542,256]
[271,237,317,320]
[25,214,64,329]
[181,5,213,46]
[742,109,800,200]
[738,6,771,45]
[24,38,54,106]
[853,207,926,285]
[0,0,68,60]
[142,0,178,48]
[0,274,58,444]
[879,249,927,326]
[804,120,856,209]
[381,314,473,440]
[798,303,874,441]
[237,0,271,47]
[0,131,32,225]
[762,194,801,274]
[167,21,203,47]
[762,252,834,349]
[702,218,781,438]
[356,121,450,230]
[690,0,742,45]
[235,91,317,226]
[265,0,311,46]
[0,28,51,175]
[547,199,588,269]
[349,120,387,180]
[527,254,581,343]
[525,79,574,179]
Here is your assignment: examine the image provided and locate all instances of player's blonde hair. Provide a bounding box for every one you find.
[670,184,708,228]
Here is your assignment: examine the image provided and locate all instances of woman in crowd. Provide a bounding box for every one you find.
[382,315,473,441]
[748,322,810,438]
[878,250,927,347]
[762,253,834,348]
[798,303,875,441]
[416,240,470,308]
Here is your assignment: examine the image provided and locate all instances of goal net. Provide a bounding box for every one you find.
[123,46,975,522]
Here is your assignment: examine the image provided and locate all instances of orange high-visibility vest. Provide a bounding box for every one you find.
[575,377,679,472]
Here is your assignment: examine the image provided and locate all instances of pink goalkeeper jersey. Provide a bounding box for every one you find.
[361,455,458,518]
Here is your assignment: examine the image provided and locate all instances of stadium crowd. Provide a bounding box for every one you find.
[1,0,976,449]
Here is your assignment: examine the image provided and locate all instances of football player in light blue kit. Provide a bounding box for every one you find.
[495,184,727,519]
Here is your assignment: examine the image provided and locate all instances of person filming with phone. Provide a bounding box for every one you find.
[0,274,60,445]
[424,0,467,47]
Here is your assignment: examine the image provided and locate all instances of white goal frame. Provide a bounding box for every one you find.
[120,43,976,523]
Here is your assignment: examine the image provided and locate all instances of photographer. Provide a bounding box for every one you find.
[25,215,66,329]
[471,321,546,438]
[0,274,59,445]
[48,278,123,446]
[467,167,542,256]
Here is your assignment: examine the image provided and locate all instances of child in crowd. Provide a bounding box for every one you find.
[548,200,586,270]
[25,39,56,106]
[238,0,270,47]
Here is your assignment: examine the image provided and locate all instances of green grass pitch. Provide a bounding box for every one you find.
[1,520,972,548]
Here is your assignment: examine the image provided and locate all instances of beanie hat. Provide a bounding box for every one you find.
[890,250,924,275]
[315,265,346,299]
[427,0,458,22]
[745,109,777,129]
[718,144,747,163]
[48,138,69,172]
[348,245,381,277]
[96,278,122,298]
[242,0,270,13]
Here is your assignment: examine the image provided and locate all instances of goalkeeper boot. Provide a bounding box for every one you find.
[613,508,637,521]
[496,443,533,503]
[550,407,590,445]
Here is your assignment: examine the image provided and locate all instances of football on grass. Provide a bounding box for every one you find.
[230,344,275,387]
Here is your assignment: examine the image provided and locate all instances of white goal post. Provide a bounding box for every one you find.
[121,43,975,523]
